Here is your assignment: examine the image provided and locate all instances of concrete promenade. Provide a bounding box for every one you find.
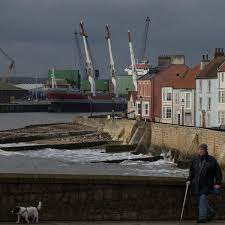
[1,222,225,225]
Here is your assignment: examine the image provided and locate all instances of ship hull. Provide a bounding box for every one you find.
[46,89,127,112]
[48,101,126,113]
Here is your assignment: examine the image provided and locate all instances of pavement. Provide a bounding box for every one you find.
[1,222,225,225]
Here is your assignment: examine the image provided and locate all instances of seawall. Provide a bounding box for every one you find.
[1,173,225,221]
[74,117,137,144]
[74,117,225,168]
[151,122,225,168]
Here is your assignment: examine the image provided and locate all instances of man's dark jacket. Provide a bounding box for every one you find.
[188,154,222,195]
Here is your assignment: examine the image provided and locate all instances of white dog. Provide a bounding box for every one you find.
[12,201,42,224]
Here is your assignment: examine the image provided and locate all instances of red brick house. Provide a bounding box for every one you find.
[136,64,189,121]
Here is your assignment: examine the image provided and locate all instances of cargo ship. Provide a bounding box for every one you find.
[46,22,128,113]
[46,18,150,113]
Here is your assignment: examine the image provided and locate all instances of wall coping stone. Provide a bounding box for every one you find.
[0,173,189,186]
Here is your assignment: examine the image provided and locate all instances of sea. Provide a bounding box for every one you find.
[0,113,189,177]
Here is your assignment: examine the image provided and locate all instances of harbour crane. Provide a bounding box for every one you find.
[128,30,137,91]
[139,16,150,63]
[80,21,96,96]
[74,30,86,80]
[105,24,118,97]
[0,47,15,83]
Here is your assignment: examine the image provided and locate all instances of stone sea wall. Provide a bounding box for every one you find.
[151,122,225,168]
[74,117,225,168]
[1,173,225,221]
[74,117,137,144]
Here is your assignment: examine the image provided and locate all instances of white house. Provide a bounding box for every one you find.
[196,49,225,128]
[161,87,173,124]
[161,64,198,126]
[217,61,225,125]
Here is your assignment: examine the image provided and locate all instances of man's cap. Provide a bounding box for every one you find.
[199,143,208,151]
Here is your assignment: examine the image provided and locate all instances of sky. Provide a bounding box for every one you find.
[1,0,225,78]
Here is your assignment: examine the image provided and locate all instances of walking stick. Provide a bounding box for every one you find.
[180,182,190,221]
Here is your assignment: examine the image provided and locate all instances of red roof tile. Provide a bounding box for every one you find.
[168,64,200,89]
[197,56,225,79]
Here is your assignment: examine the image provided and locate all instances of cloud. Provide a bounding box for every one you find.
[0,0,225,77]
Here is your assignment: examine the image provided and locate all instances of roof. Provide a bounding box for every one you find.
[168,64,200,89]
[218,61,225,72]
[15,84,44,90]
[154,64,189,84]
[137,67,161,81]
[196,56,225,79]
[0,82,25,91]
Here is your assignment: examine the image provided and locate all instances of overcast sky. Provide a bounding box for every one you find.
[1,0,225,78]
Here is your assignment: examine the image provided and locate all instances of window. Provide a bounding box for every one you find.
[199,97,202,110]
[162,89,166,101]
[175,93,179,105]
[137,103,141,115]
[222,73,224,82]
[199,80,202,93]
[218,111,225,124]
[167,92,172,101]
[145,104,148,115]
[207,97,211,111]
[144,103,149,115]
[185,93,191,109]
[162,88,172,101]
[207,80,211,93]
[218,91,225,103]
[162,107,172,119]
[207,113,210,127]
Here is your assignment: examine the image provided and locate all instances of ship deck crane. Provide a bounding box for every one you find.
[0,47,15,83]
[128,30,137,91]
[80,21,96,96]
[74,30,86,80]
[105,24,118,97]
[139,16,150,63]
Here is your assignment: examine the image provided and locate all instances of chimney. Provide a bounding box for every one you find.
[200,54,210,70]
[214,47,225,58]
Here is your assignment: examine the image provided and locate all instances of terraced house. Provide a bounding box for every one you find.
[136,55,189,121]
[196,48,225,128]
[161,64,199,126]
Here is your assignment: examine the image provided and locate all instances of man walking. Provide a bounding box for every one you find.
[186,144,222,223]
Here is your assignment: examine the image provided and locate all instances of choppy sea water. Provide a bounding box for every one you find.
[0,148,188,177]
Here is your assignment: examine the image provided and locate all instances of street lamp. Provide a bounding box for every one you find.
[181,99,185,125]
